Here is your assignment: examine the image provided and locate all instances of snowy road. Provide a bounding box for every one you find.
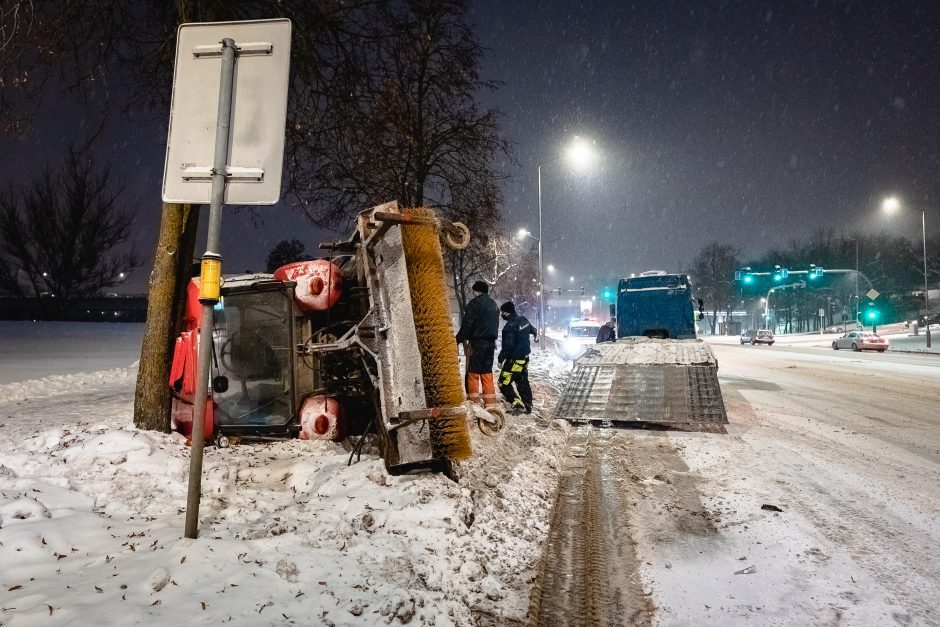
[731,341,940,368]
[626,342,940,625]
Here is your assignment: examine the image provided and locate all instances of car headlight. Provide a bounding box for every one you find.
[563,340,581,355]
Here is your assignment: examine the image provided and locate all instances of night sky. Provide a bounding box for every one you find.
[3,1,939,294]
[471,0,940,292]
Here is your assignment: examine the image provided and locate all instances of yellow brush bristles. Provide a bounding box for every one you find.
[400,207,472,461]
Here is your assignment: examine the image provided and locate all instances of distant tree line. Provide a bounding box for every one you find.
[690,230,940,334]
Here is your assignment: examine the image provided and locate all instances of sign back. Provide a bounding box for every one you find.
[162,19,292,205]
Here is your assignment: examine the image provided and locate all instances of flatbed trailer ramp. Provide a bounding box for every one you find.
[554,338,728,427]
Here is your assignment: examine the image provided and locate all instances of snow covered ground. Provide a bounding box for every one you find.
[0,322,571,625]
[0,322,145,385]
[3,322,939,625]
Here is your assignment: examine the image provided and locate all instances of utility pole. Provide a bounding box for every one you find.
[922,210,932,348]
[855,237,860,329]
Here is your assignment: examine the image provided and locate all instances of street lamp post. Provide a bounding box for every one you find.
[517,226,543,345]
[855,237,859,328]
[531,136,597,349]
[883,196,931,348]
[537,163,545,349]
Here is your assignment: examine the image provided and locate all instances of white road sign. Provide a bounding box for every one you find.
[866,289,880,300]
[162,19,292,205]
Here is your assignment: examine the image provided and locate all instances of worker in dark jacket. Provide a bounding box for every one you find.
[455,280,500,407]
[497,301,538,414]
[596,317,617,343]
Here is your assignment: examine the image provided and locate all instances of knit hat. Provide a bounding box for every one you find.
[500,301,516,314]
[471,280,489,294]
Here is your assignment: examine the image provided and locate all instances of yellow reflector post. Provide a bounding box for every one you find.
[199,254,222,301]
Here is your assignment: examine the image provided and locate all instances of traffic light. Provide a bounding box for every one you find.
[780,268,789,279]
[743,274,754,284]
[808,266,824,280]
[602,288,613,299]
[773,272,782,282]
[865,302,879,321]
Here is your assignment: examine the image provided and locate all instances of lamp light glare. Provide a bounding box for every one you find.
[882,196,901,214]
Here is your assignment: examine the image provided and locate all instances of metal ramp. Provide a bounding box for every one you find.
[555,338,728,427]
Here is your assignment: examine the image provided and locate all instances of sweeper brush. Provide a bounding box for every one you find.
[400,207,473,461]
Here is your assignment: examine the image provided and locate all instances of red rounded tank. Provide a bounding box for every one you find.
[274,260,342,312]
[299,395,345,441]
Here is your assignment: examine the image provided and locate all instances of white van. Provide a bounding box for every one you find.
[560,319,602,359]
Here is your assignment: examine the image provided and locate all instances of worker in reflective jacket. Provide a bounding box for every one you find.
[456,280,500,407]
[497,301,538,414]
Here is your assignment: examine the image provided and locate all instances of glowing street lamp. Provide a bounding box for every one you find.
[566,137,596,171]
[882,196,901,214]
[535,136,598,347]
[882,195,931,347]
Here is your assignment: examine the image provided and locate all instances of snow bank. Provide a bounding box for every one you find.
[0,327,570,625]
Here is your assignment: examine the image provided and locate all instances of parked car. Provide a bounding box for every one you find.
[916,314,940,328]
[832,331,889,352]
[825,322,861,333]
[740,329,775,345]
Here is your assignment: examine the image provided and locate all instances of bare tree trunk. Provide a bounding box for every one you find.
[133,203,200,432]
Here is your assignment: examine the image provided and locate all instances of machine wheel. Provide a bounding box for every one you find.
[215,435,231,449]
[443,222,470,250]
[477,406,506,436]
[852,343,860,351]
[832,342,839,350]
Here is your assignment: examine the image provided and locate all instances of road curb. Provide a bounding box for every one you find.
[888,348,940,356]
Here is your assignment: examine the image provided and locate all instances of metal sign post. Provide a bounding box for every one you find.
[162,19,291,539]
[183,37,236,540]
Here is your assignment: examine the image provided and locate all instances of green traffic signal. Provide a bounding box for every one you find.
[602,289,613,299]
[743,275,754,284]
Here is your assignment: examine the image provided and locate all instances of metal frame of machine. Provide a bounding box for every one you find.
[170,201,502,474]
